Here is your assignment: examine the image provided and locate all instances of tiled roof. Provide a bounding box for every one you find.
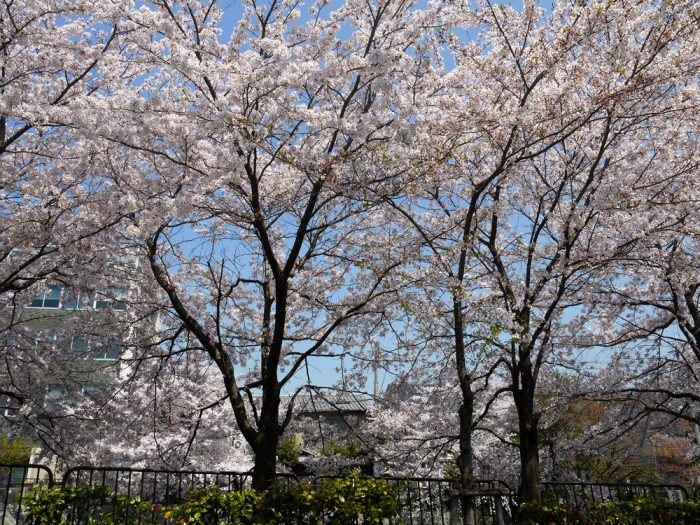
[295,393,372,414]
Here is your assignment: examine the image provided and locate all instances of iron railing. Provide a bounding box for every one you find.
[540,481,688,510]
[63,465,297,504]
[1,463,53,525]
[316,475,515,525]
[1,464,514,524]
[1,463,693,524]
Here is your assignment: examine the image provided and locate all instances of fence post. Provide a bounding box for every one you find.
[492,482,505,525]
[449,491,462,525]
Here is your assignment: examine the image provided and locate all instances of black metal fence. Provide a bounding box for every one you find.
[62,465,297,505]
[1,464,53,525]
[0,463,693,524]
[2,464,514,524]
[540,481,688,511]
[315,475,515,524]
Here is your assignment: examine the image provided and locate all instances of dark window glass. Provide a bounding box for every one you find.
[29,297,44,307]
[71,337,89,354]
[104,342,120,360]
[113,287,126,311]
[94,299,109,310]
[95,287,126,311]
[43,286,61,308]
[30,285,62,308]
[66,292,95,309]
[92,340,120,360]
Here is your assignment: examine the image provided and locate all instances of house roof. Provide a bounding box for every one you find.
[295,393,373,415]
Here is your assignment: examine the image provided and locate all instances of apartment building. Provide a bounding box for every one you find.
[0,270,134,459]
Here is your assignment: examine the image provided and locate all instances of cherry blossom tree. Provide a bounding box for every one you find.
[365,0,700,501]
[363,374,519,482]
[76,0,441,489]
[5,0,700,502]
[536,363,700,485]
[593,219,700,427]
[466,0,699,501]
[0,0,136,297]
[0,0,143,431]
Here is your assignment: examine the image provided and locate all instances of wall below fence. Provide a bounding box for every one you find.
[0,463,690,524]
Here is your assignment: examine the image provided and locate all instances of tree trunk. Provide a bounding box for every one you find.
[454,297,476,524]
[458,400,474,485]
[251,394,282,490]
[252,428,280,490]
[459,398,476,525]
[515,391,541,502]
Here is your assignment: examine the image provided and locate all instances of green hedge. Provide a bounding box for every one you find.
[25,477,697,524]
[24,472,401,524]
[519,498,700,524]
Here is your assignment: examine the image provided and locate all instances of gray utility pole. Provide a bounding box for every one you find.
[373,344,381,400]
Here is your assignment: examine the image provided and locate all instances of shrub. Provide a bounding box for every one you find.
[23,473,401,524]
[276,438,301,470]
[24,484,112,525]
[0,437,35,464]
[519,497,700,525]
[315,473,401,524]
[167,486,262,524]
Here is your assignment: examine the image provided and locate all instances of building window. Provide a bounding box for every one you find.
[65,335,120,361]
[112,287,126,311]
[65,336,89,356]
[91,340,120,360]
[0,395,20,418]
[95,287,127,311]
[29,286,62,308]
[64,292,95,310]
[65,288,126,311]
[35,332,59,350]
